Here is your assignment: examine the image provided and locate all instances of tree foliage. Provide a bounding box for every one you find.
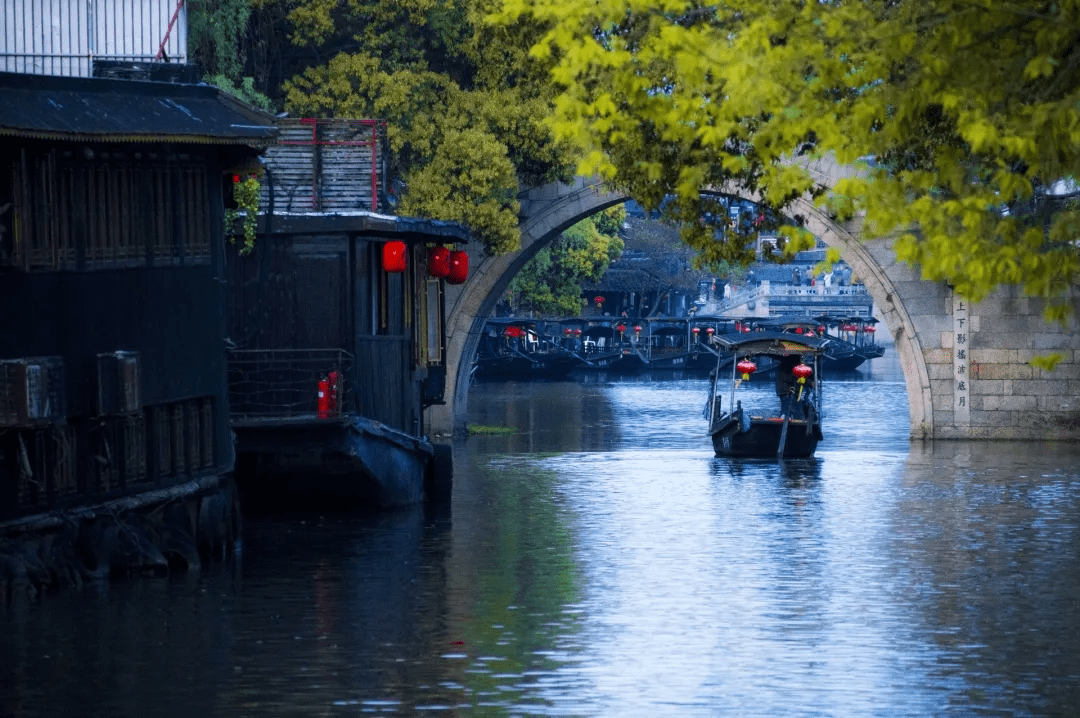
[496,0,1080,321]
[281,0,575,255]
[508,206,625,315]
[603,215,711,311]
[187,0,275,111]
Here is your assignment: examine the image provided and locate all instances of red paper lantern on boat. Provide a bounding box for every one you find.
[795,327,804,334]
[564,328,573,336]
[574,328,582,337]
[447,250,469,284]
[818,326,826,334]
[706,327,715,335]
[594,295,605,308]
[866,326,876,333]
[382,241,407,273]
[736,359,757,380]
[633,325,642,336]
[691,327,700,335]
[793,363,813,384]
[428,246,450,277]
[504,325,524,338]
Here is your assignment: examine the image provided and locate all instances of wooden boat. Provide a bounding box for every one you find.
[473,319,585,379]
[705,331,830,458]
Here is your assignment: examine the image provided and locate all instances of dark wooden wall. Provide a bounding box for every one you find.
[0,140,243,521]
[226,232,423,435]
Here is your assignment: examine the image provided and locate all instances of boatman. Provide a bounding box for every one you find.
[775,354,804,418]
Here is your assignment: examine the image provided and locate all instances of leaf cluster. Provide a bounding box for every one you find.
[281,0,578,254]
[499,0,1080,321]
[508,206,625,315]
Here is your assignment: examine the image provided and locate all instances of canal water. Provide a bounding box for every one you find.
[4,348,1080,716]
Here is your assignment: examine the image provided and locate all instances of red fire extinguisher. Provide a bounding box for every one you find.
[327,371,339,416]
[317,377,330,419]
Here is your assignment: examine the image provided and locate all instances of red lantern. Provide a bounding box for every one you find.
[742,326,751,333]
[447,250,469,284]
[382,241,407,273]
[594,295,605,307]
[818,326,826,334]
[691,327,700,335]
[736,359,757,380]
[793,363,813,384]
[705,327,715,335]
[795,327,804,334]
[504,326,524,338]
[428,246,450,277]
[866,326,876,333]
[616,323,626,334]
[633,325,642,336]
[564,328,573,336]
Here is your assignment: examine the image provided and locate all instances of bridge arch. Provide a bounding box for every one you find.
[428,168,936,439]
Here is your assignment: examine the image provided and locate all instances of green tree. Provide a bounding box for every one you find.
[187,0,275,111]
[600,215,713,317]
[281,0,575,255]
[496,0,1080,323]
[508,206,625,315]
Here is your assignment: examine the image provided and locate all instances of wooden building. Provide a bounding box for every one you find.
[225,210,469,507]
[0,70,276,529]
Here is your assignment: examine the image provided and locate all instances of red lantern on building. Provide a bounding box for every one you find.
[428,246,450,278]
[574,328,582,337]
[705,326,715,336]
[691,327,700,336]
[633,325,642,337]
[736,359,758,380]
[447,250,469,284]
[564,328,573,337]
[594,295,605,308]
[382,241,407,273]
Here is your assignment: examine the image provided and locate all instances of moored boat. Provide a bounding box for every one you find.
[473,319,586,380]
[705,331,829,459]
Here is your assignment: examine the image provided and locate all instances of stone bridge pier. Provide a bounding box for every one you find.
[426,168,1080,442]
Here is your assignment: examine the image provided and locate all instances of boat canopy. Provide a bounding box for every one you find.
[710,330,830,358]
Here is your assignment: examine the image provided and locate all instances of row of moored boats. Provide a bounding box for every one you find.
[473,314,886,381]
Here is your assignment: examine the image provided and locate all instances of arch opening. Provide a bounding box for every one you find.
[429,177,930,440]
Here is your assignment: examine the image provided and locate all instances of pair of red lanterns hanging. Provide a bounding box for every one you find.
[380,242,469,285]
[427,246,469,285]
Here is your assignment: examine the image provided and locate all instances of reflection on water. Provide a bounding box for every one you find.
[3,351,1080,716]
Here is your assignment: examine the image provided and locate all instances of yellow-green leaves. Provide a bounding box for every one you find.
[496,0,1080,322]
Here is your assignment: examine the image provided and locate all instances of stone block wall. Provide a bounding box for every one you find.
[929,287,1080,440]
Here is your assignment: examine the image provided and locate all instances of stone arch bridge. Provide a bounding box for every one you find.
[427,158,1080,442]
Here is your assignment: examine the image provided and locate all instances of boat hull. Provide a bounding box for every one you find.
[233,415,434,507]
[473,353,583,380]
[712,417,822,458]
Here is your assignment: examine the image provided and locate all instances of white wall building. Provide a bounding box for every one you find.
[1,0,187,77]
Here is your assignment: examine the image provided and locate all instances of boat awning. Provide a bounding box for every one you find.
[0,71,278,145]
[711,330,831,356]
